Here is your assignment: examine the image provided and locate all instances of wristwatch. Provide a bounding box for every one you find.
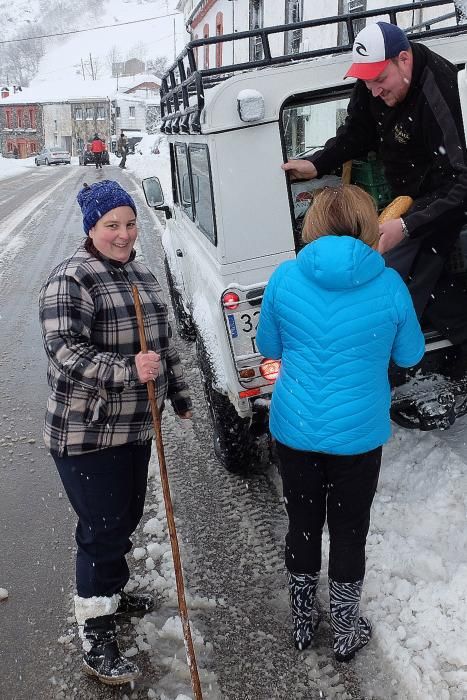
[400,217,410,238]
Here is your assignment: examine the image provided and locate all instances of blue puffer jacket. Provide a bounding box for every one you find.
[256,236,424,455]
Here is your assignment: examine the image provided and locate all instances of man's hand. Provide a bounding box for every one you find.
[177,411,193,419]
[378,219,406,255]
[282,159,317,181]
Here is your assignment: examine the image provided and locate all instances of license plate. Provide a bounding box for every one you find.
[226,309,260,358]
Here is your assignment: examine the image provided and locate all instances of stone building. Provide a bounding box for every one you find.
[0,101,42,157]
[69,99,111,154]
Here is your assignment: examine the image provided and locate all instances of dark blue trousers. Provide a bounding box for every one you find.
[276,442,381,582]
[53,442,151,598]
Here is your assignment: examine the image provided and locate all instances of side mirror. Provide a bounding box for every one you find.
[142,176,172,220]
[142,176,164,206]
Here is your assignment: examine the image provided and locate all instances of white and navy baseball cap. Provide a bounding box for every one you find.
[345,22,410,80]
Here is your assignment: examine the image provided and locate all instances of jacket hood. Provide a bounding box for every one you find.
[297,235,385,290]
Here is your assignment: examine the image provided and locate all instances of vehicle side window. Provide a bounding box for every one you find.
[188,144,216,245]
[174,143,194,220]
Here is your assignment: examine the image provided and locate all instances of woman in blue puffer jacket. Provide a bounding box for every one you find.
[256,185,424,662]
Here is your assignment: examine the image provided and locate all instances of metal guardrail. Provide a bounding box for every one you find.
[160,0,465,135]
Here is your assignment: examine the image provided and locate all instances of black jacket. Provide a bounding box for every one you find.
[309,42,467,254]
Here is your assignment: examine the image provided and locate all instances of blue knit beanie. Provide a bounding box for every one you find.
[77,180,137,234]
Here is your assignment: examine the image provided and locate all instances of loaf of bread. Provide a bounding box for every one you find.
[378,196,413,223]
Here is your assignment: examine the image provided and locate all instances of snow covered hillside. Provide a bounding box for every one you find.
[32,0,188,86]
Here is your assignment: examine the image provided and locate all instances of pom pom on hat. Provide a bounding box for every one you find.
[77,180,137,235]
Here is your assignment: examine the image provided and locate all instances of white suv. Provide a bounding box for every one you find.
[143,4,467,471]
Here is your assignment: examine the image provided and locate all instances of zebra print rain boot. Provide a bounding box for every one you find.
[329,578,372,662]
[287,571,321,650]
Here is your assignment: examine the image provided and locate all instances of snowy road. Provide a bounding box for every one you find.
[0,163,466,699]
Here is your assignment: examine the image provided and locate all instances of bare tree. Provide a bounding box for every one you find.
[106,45,123,76]
[126,41,148,63]
[3,31,44,86]
[146,56,169,78]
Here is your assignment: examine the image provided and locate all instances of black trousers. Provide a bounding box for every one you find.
[383,237,444,319]
[94,152,103,169]
[276,442,381,582]
[53,442,151,598]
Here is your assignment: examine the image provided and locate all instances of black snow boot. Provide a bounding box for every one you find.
[287,571,321,650]
[329,578,372,662]
[116,590,154,616]
[82,614,140,685]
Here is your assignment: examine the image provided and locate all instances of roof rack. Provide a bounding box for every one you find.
[160,0,465,135]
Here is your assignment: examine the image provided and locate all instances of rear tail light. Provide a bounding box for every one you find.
[259,359,281,382]
[239,388,261,398]
[222,291,240,310]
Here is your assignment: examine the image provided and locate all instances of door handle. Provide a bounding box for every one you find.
[176,249,183,257]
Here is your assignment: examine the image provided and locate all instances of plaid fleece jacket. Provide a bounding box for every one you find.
[39,244,192,456]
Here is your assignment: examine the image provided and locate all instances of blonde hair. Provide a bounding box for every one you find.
[301,184,379,249]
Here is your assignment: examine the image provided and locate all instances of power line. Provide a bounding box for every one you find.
[0,11,180,45]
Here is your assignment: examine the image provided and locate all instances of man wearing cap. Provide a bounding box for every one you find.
[283,21,467,346]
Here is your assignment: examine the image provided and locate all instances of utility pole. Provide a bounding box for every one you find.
[89,53,95,80]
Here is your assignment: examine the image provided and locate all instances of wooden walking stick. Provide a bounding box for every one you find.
[132,285,203,700]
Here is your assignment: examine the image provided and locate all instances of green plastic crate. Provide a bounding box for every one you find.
[351,155,393,210]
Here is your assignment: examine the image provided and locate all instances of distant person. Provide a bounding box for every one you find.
[256,185,424,661]
[118,131,128,169]
[13,145,19,159]
[91,133,105,170]
[39,180,193,685]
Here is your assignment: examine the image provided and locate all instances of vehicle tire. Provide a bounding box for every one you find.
[164,258,196,341]
[45,158,50,166]
[196,338,258,473]
[35,159,39,166]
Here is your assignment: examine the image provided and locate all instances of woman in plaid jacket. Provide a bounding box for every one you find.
[39,180,192,685]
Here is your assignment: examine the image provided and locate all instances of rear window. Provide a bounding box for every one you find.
[282,91,351,226]
[283,93,350,159]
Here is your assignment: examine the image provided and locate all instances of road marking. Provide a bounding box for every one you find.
[0,194,18,207]
[0,168,77,245]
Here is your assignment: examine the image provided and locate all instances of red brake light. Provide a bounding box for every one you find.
[260,359,281,382]
[222,291,240,310]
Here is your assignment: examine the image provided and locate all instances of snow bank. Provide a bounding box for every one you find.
[0,156,37,182]
[360,425,467,700]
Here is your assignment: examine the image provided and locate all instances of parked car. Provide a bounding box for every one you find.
[143,4,467,473]
[79,142,110,166]
[35,147,71,166]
